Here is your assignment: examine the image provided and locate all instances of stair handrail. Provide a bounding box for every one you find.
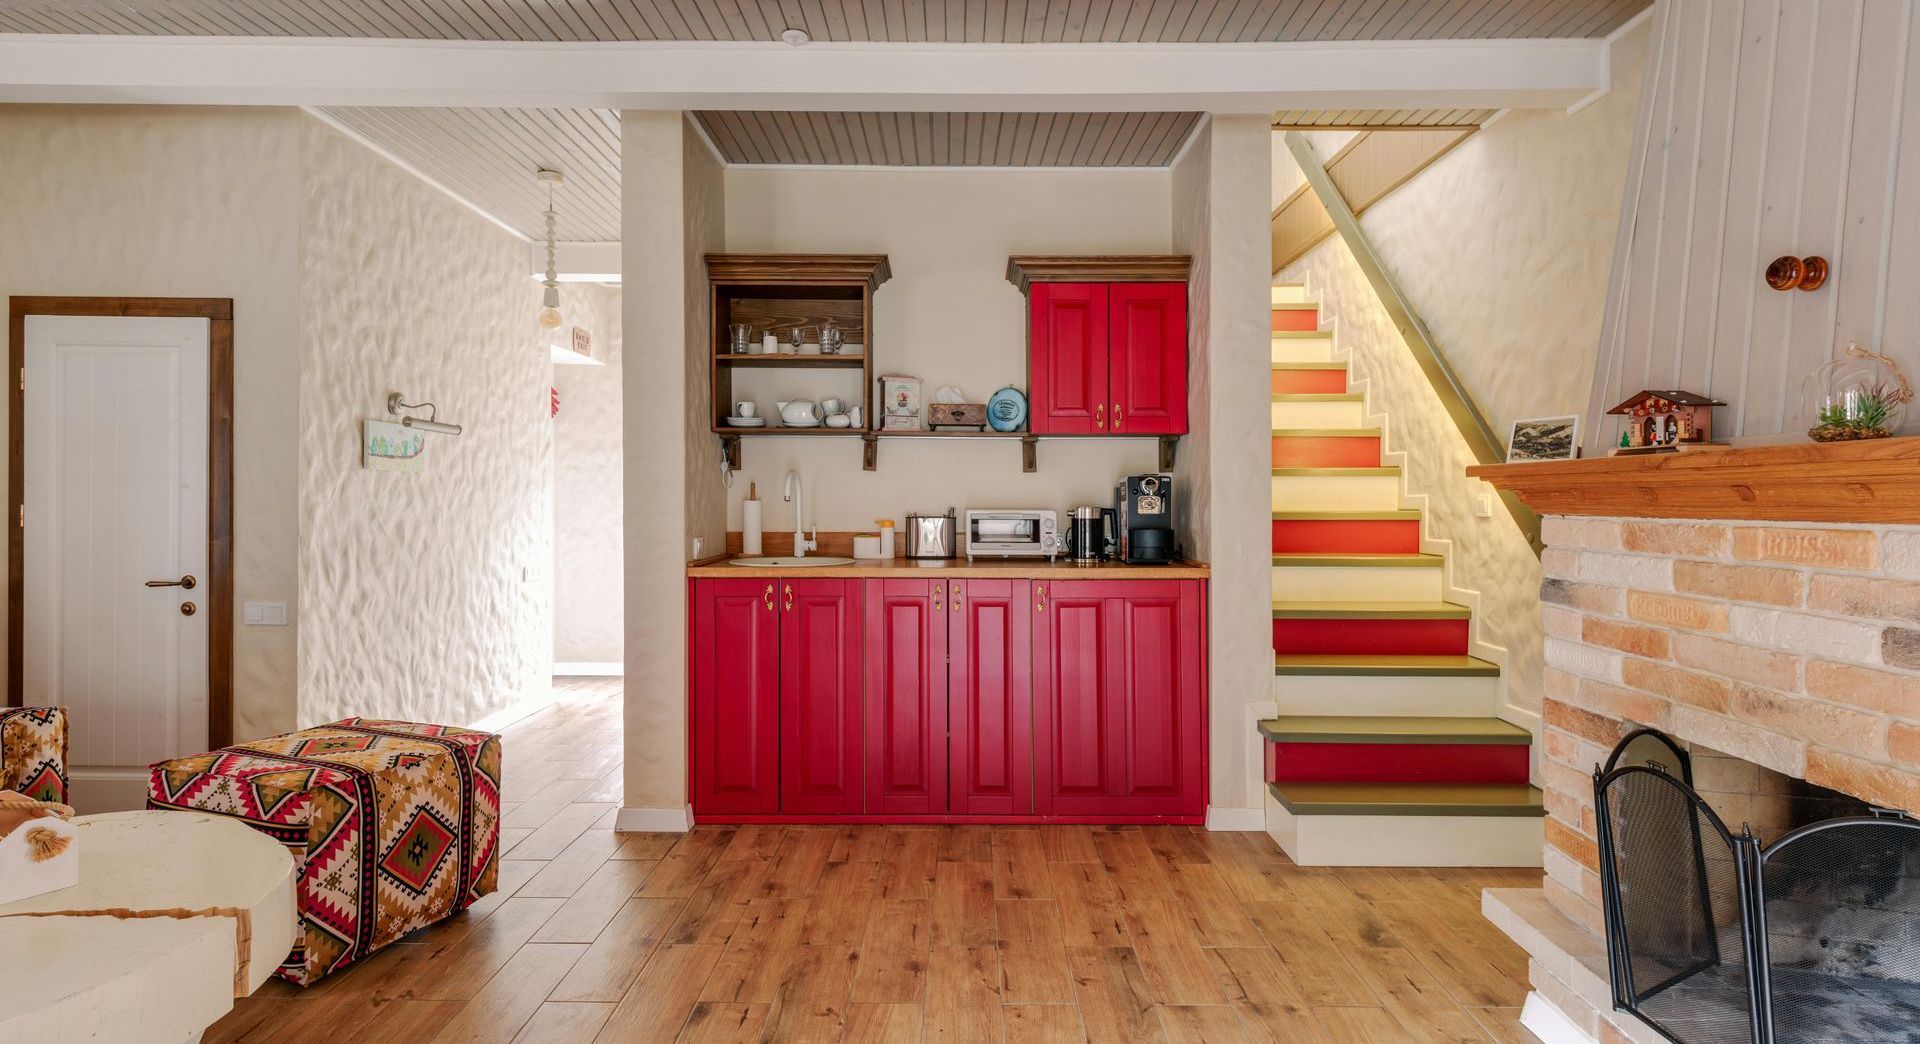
[1282,130,1542,554]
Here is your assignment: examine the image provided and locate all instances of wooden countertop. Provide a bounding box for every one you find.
[687,555,1209,579]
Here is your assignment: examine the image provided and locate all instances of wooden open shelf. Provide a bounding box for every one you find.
[715,353,866,367]
[1468,436,1920,523]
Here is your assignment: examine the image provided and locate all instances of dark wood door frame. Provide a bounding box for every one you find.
[8,296,235,747]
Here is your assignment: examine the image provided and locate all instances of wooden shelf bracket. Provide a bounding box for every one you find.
[1158,436,1177,471]
[719,434,740,471]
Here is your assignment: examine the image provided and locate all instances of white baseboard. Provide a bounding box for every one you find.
[616,805,693,832]
[1521,992,1597,1044]
[469,694,555,734]
[553,661,623,676]
[1206,806,1265,831]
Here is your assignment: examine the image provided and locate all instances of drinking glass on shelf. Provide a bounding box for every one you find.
[729,324,753,354]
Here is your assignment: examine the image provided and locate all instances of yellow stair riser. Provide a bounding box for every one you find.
[1272,673,1502,716]
[1271,337,1336,364]
[1272,563,1444,601]
[1265,794,1544,867]
[1271,285,1313,306]
[1272,400,1366,428]
[1270,472,1400,512]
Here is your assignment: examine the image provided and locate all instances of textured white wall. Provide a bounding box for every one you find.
[1173,117,1276,817]
[552,283,623,665]
[719,168,1169,530]
[1275,22,1649,736]
[0,105,304,741]
[623,113,725,817]
[297,118,554,728]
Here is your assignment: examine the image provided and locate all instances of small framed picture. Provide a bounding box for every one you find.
[1507,415,1580,462]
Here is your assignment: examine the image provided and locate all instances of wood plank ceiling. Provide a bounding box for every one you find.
[1274,109,1500,129]
[0,0,1652,41]
[695,112,1201,167]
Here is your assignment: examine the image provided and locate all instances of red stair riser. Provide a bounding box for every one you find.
[1272,519,1420,554]
[1272,434,1381,468]
[1271,369,1348,394]
[1271,309,1319,332]
[1266,742,1531,785]
[1271,617,1469,656]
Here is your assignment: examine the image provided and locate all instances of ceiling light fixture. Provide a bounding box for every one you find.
[536,168,565,331]
[780,27,810,45]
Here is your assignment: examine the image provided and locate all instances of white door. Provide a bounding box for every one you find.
[24,314,210,813]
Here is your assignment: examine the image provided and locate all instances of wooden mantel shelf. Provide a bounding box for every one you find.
[1467,437,1920,523]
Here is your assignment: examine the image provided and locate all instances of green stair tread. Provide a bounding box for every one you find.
[1267,781,1544,817]
[1271,600,1468,618]
[1270,553,1441,567]
[1271,361,1349,370]
[1270,467,1399,477]
[1272,654,1501,677]
[1271,510,1421,521]
[1272,393,1364,402]
[1257,715,1530,746]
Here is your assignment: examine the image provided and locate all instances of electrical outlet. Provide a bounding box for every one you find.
[1474,493,1494,518]
[243,601,288,626]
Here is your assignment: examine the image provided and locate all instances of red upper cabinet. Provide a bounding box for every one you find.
[1033,580,1205,818]
[779,579,864,815]
[1108,283,1188,435]
[690,578,781,815]
[1028,283,1110,434]
[948,579,1033,816]
[864,579,948,815]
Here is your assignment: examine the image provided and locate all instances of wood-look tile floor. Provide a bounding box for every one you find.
[206,677,1544,1043]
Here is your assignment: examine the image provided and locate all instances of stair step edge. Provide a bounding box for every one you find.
[1272,510,1421,521]
[1273,654,1502,677]
[1267,780,1544,817]
[1271,553,1440,567]
[1272,361,1349,370]
[1270,467,1399,477]
[1272,393,1364,402]
[1271,600,1468,618]
[1270,427,1379,437]
[1257,716,1530,746]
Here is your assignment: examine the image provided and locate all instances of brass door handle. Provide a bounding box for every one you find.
[1036,585,1047,613]
[146,575,197,590]
[783,585,794,611]
[1113,403,1123,429]
[1095,404,1104,429]
[763,584,774,612]
[950,583,961,613]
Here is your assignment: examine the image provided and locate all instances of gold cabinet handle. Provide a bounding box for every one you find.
[932,584,943,612]
[950,583,961,613]
[1113,403,1122,429]
[1095,404,1104,429]
[763,583,774,612]
[1036,585,1047,613]
[783,584,794,612]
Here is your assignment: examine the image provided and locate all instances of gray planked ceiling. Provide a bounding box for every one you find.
[695,111,1202,167]
[0,0,1651,41]
[1273,108,1499,129]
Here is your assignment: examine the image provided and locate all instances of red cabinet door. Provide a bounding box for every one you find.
[948,579,1033,815]
[780,579,864,814]
[691,579,781,814]
[1029,282,1110,434]
[864,579,948,815]
[1109,282,1188,435]
[1033,580,1205,818]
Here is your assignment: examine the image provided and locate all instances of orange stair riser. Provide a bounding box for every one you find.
[1271,369,1349,394]
[1266,742,1531,785]
[1272,617,1470,656]
[1272,435,1381,468]
[1272,519,1420,554]
[1271,309,1319,332]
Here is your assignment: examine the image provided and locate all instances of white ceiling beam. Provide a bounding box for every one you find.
[0,35,1607,113]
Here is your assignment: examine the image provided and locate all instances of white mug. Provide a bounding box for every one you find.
[734,401,756,418]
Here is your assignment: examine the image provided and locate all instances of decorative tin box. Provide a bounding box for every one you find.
[928,403,987,430]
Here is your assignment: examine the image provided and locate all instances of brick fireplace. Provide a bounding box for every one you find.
[1469,440,1920,1043]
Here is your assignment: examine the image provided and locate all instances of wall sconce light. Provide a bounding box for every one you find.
[388,393,463,436]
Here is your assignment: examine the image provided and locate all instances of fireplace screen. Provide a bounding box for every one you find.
[1595,729,1920,1043]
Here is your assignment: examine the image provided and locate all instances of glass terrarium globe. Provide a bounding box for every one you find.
[1803,348,1910,442]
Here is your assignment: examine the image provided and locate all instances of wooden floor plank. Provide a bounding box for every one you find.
[764,943,860,1043]
[549,897,684,1003]
[924,945,1002,1043]
[426,942,586,1044]
[532,857,659,943]
[852,898,933,1003]
[593,943,724,1044]
[1066,947,1165,1044]
[994,899,1075,1003]
[700,899,806,1004]
[1118,898,1229,1005]
[931,859,998,948]
[1004,1003,1089,1044]
[1049,863,1129,948]
[843,1003,924,1044]
[675,1002,772,1043]
[992,828,1056,900]
[1157,1005,1251,1043]
[878,828,941,900]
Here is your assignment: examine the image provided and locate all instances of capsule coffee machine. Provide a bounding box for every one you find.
[1115,473,1177,564]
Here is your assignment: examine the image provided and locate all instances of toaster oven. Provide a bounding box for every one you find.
[964,510,1061,559]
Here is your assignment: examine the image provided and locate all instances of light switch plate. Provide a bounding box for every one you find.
[244,601,288,626]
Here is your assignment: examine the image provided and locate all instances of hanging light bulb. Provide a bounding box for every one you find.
[536,169,565,330]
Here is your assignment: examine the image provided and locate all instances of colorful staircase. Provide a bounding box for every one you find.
[1263,284,1543,867]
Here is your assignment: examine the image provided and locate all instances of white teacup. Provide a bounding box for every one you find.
[734,401,757,418]
[820,398,846,416]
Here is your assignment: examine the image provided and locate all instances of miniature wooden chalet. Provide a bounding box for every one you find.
[1607,389,1724,450]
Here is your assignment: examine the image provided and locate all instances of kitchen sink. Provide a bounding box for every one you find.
[727,556,857,567]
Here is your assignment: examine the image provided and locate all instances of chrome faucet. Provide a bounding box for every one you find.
[784,469,817,557]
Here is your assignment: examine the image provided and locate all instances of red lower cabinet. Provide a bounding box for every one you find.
[778,579,864,815]
[864,579,948,815]
[1033,580,1205,818]
[948,579,1033,815]
[690,579,781,814]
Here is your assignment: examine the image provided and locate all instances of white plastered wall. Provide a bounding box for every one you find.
[552,283,624,666]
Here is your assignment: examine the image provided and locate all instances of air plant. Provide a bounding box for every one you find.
[1807,346,1912,442]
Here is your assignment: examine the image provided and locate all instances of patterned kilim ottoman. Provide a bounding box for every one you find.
[146,718,501,986]
[0,706,69,803]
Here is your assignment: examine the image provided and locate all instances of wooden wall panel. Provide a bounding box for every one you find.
[1585,0,1920,452]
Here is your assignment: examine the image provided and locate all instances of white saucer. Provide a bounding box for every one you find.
[724,416,767,427]
[780,419,823,428]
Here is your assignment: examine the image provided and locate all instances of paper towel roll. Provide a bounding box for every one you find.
[742,498,763,555]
